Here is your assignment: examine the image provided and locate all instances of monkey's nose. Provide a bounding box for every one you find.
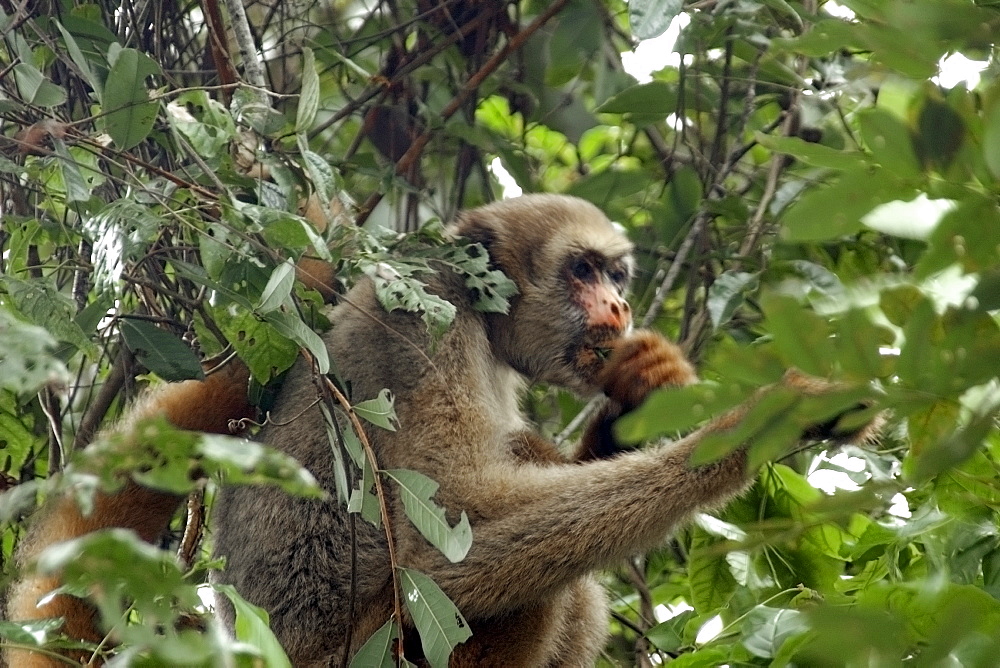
[581,283,632,331]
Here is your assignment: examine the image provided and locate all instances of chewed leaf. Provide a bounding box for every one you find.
[385,469,472,563]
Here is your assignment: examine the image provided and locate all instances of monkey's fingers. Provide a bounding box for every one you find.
[599,331,697,409]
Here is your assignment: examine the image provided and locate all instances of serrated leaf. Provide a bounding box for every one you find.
[373,275,457,338]
[350,619,397,668]
[629,0,683,40]
[688,527,737,614]
[399,568,472,668]
[119,318,204,381]
[215,584,293,668]
[296,47,320,133]
[258,261,296,313]
[385,469,472,563]
[103,48,160,149]
[354,389,399,431]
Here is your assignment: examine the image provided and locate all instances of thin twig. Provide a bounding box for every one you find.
[317,364,406,661]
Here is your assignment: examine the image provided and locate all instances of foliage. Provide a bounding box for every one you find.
[0,0,999,665]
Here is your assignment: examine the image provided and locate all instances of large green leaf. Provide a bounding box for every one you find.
[399,568,472,667]
[102,47,160,149]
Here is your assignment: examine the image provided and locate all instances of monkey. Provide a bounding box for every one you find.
[5,194,878,667]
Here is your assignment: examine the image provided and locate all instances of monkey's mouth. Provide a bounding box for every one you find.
[571,327,626,383]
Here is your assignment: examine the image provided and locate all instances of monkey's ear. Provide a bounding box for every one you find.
[453,212,497,254]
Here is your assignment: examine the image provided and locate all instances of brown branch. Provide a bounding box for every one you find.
[71,346,138,451]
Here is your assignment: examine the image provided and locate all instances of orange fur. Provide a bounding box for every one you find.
[4,362,254,667]
[576,332,697,462]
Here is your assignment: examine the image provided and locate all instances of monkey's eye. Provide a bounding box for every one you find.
[608,269,627,285]
[571,258,595,282]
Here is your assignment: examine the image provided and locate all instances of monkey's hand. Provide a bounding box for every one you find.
[576,331,697,461]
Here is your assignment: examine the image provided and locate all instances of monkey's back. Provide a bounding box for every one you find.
[211,271,506,663]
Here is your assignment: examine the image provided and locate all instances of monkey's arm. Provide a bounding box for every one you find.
[5,363,253,667]
[419,416,750,618]
[414,333,877,619]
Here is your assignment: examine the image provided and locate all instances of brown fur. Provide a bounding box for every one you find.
[6,195,876,666]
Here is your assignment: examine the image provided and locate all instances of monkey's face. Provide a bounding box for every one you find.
[454,194,635,396]
[558,249,634,389]
[495,233,634,397]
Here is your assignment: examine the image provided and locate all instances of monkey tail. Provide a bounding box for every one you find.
[4,361,254,668]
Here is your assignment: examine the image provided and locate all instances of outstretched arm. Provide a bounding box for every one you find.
[414,332,877,619]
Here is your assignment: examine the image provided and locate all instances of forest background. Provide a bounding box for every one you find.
[1,0,1000,665]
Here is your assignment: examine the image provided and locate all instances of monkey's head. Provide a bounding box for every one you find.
[453,194,634,395]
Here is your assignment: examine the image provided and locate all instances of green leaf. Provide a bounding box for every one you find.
[755,133,866,171]
[52,140,91,203]
[780,167,911,242]
[646,610,696,652]
[296,47,320,133]
[761,293,834,377]
[350,619,397,668]
[55,20,101,96]
[742,606,809,659]
[348,448,382,526]
[691,386,803,469]
[215,309,298,383]
[615,381,746,444]
[384,469,472,563]
[688,526,737,613]
[629,0,683,40]
[354,389,399,431]
[264,309,330,375]
[258,261,296,313]
[984,101,1000,180]
[119,318,204,381]
[398,568,472,668]
[708,271,758,330]
[3,276,92,353]
[0,617,65,647]
[437,244,518,314]
[857,108,921,178]
[596,80,676,125]
[102,48,160,149]
[917,197,1000,277]
[372,272,457,339]
[215,584,293,668]
[13,63,67,107]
